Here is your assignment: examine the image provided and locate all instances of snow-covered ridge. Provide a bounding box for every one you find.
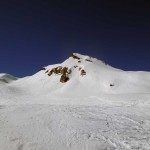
[0,73,18,84]
[41,53,116,83]
[42,53,98,83]
[8,53,149,97]
[1,53,150,96]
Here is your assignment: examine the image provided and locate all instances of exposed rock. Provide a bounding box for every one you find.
[60,67,68,74]
[74,65,78,68]
[48,66,63,76]
[47,66,70,83]
[45,70,48,73]
[85,59,93,62]
[60,74,69,83]
[78,61,81,63]
[46,64,86,83]
[81,69,86,76]
[69,54,80,60]
[60,67,70,83]
[48,70,53,76]
[54,66,63,74]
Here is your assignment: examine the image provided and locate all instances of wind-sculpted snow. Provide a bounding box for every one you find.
[0,53,150,149]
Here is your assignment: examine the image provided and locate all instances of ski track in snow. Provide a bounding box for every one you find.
[1,97,150,150]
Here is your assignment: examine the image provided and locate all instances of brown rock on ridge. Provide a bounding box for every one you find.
[45,70,49,73]
[47,66,71,83]
[44,56,87,82]
[60,74,69,83]
[81,69,86,76]
[59,67,70,83]
[48,66,62,76]
[60,67,68,74]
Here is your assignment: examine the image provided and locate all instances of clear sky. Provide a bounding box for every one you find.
[0,0,150,77]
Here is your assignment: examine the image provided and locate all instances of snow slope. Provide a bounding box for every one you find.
[10,53,150,97]
[0,53,150,150]
[0,73,17,84]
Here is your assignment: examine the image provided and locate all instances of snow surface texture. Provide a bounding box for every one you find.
[0,53,150,150]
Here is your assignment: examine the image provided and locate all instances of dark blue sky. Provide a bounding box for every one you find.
[0,0,150,77]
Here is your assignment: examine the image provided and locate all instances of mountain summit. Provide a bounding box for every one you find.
[40,53,113,83]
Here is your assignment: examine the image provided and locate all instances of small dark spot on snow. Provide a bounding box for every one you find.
[69,54,80,60]
[74,65,78,68]
[81,69,86,76]
[110,84,114,87]
[85,59,93,62]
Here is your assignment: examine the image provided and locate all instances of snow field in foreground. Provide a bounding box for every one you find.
[1,96,150,150]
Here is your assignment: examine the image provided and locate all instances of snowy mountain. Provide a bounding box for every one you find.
[10,53,150,97]
[1,53,150,150]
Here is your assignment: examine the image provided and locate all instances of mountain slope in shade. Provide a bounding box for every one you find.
[11,53,150,97]
[0,73,18,84]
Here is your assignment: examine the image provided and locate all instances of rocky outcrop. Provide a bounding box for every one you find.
[69,54,80,60]
[85,59,92,62]
[60,74,69,83]
[81,69,86,76]
[48,66,62,76]
[45,66,71,83]
[43,54,90,83]
[44,65,87,83]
